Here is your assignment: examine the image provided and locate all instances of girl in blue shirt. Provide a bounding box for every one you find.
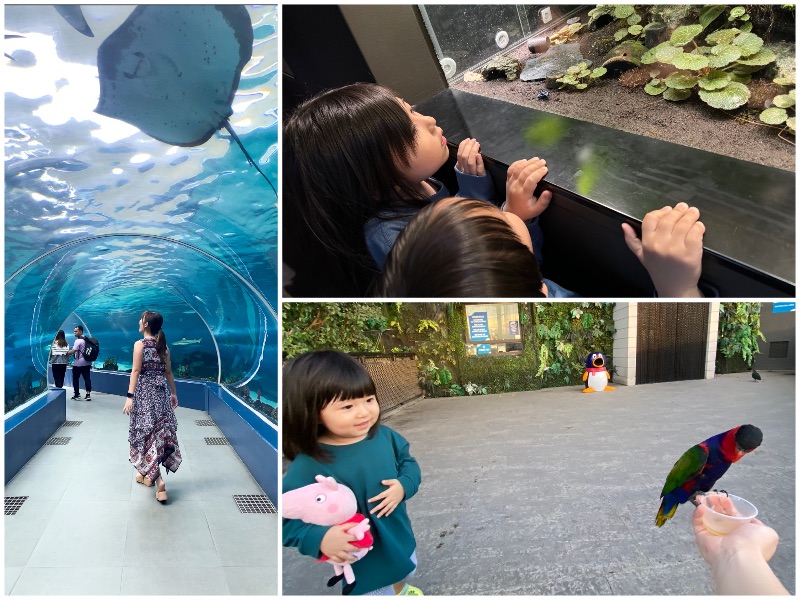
[284,82,551,296]
[283,350,423,596]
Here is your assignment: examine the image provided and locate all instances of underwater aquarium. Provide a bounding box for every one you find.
[5,5,278,422]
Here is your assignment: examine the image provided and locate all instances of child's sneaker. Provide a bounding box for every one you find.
[398,584,423,596]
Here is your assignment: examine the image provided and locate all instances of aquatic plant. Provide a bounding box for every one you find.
[759,77,796,137]
[555,62,608,90]
[549,22,584,45]
[640,7,775,109]
[588,5,647,43]
[102,356,119,371]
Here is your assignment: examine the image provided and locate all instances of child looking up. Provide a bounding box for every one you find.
[283,82,550,295]
[283,350,423,596]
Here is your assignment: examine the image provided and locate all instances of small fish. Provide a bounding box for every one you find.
[172,337,202,346]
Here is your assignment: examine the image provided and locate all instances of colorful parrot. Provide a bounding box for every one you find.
[656,424,762,527]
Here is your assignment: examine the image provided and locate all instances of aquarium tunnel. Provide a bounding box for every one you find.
[5,5,279,499]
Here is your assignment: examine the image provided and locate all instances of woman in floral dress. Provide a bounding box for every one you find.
[123,310,182,503]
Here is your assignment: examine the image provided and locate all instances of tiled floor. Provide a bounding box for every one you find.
[5,392,278,595]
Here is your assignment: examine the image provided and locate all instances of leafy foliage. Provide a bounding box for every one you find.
[716,303,766,369]
[639,6,775,110]
[759,80,795,135]
[282,303,390,357]
[549,22,584,45]
[588,5,648,43]
[556,62,608,91]
[102,356,119,371]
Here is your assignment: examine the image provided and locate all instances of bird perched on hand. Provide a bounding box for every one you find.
[752,369,761,382]
[656,424,763,527]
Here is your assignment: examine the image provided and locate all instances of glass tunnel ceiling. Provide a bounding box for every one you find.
[5,6,278,405]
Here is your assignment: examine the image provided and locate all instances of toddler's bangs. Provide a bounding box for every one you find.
[321,358,377,406]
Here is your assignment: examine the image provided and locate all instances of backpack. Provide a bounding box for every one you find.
[82,336,100,362]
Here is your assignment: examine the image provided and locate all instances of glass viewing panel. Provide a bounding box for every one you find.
[419,4,583,81]
[464,303,523,356]
[5,5,279,423]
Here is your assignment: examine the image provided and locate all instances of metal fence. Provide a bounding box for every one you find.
[352,354,423,412]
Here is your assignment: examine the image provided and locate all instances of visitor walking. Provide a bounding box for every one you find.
[67,325,92,400]
[48,329,69,389]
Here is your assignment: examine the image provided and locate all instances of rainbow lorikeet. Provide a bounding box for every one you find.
[656,424,762,527]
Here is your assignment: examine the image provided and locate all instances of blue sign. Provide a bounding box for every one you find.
[773,302,795,313]
[476,344,492,355]
[468,312,489,341]
[509,320,519,336]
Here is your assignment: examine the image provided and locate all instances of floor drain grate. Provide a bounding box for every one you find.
[5,496,28,515]
[204,437,228,445]
[195,419,216,426]
[46,437,71,445]
[61,421,82,427]
[234,494,276,514]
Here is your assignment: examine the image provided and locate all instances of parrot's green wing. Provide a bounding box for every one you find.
[660,444,708,498]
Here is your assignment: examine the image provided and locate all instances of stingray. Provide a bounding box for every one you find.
[54,6,94,37]
[94,5,275,195]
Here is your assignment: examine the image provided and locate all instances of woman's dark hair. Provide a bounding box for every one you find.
[283,350,381,462]
[376,198,546,298]
[283,83,430,296]
[141,310,168,360]
[54,329,68,347]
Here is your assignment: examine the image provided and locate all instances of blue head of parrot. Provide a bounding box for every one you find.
[586,352,606,369]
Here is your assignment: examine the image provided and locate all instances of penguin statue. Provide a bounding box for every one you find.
[582,351,614,393]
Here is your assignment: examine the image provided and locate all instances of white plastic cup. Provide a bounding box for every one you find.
[700,493,758,536]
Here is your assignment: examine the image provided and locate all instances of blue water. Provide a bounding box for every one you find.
[4,5,278,421]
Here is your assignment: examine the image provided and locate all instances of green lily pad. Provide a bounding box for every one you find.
[670,24,704,46]
[707,45,742,68]
[699,70,732,90]
[729,6,746,19]
[773,94,795,109]
[672,52,709,70]
[706,28,740,46]
[627,14,642,26]
[739,21,752,33]
[663,88,692,101]
[665,71,699,89]
[774,76,796,86]
[615,28,629,41]
[737,48,776,66]
[655,45,683,64]
[628,25,643,36]
[733,32,763,57]
[576,83,588,90]
[591,67,607,78]
[645,79,667,95]
[614,5,635,19]
[729,71,752,85]
[698,81,750,109]
[760,107,788,124]
[700,5,726,29]
[790,89,796,101]
[567,65,582,75]
[786,117,795,133]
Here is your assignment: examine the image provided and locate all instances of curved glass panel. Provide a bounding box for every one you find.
[5,5,278,422]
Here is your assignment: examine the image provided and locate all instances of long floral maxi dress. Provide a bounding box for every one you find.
[128,338,182,480]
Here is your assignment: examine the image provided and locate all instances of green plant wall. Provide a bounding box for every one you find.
[715,302,765,372]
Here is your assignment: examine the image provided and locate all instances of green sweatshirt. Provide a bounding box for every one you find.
[283,425,422,595]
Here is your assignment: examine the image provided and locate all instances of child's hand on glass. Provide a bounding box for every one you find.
[621,202,705,298]
[320,523,360,563]
[456,138,485,176]
[505,157,552,221]
[368,479,406,518]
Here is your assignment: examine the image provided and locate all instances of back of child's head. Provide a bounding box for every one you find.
[284,83,429,273]
[376,197,546,297]
[283,350,381,462]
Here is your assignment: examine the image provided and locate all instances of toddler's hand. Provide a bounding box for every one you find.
[505,157,552,221]
[368,479,405,518]
[320,523,360,563]
[457,138,485,176]
[622,202,705,298]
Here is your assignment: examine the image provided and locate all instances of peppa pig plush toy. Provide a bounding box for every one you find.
[582,351,614,393]
[282,474,373,595]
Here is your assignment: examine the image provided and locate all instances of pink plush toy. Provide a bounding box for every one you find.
[282,474,373,595]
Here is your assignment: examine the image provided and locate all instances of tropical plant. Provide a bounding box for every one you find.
[588,5,648,42]
[717,303,765,368]
[555,62,608,90]
[641,6,775,109]
[759,77,796,137]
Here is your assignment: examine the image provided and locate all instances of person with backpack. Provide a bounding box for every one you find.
[67,325,93,400]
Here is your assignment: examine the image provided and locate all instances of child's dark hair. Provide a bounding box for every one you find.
[283,83,431,293]
[376,197,546,298]
[283,350,381,462]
